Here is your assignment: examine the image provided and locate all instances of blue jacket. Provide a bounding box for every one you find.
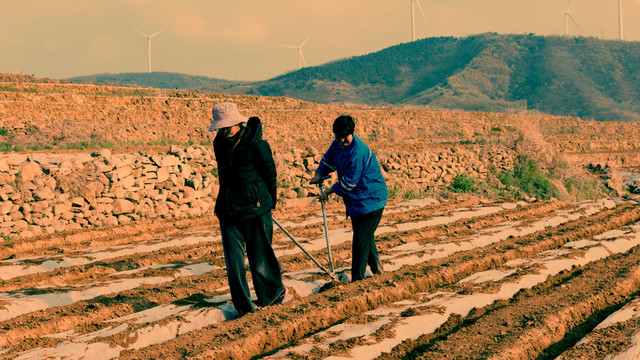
[316,135,387,217]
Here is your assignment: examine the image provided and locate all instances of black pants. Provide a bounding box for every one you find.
[220,211,284,316]
[350,207,385,282]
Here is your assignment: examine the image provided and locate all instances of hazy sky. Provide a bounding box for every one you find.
[2,0,640,81]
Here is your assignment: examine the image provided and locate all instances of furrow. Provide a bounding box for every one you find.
[115,200,638,360]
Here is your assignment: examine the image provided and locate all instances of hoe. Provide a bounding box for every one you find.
[273,218,337,280]
[272,176,337,280]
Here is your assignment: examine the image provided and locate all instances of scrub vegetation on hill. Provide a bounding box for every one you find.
[221,33,640,122]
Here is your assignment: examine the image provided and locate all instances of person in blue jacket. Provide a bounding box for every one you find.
[310,115,388,282]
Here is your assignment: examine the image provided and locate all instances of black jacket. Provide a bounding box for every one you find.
[213,117,277,225]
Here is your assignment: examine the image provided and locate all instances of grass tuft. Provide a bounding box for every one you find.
[388,181,431,199]
[498,155,558,200]
[449,174,476,193]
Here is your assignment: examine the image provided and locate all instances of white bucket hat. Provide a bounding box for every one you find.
[208,102,248,131]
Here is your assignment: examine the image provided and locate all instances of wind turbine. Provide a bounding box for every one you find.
[280,34,311,70]
[616,0,640,40]
[561,0,580,36]
[410,0,428,42]
[132,26,165,73]
[618,0,624,40]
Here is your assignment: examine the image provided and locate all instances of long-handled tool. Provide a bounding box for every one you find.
[273,218,337,280]
[318,179,335,274]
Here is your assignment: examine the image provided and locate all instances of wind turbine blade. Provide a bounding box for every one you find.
[150,29,166,38]
[636,0,640,6]
[280,44,298,49]
[415,0,427,23]
[566,0,571,11]
[132,26,149,37]
[300,34,312,48]
[300,51,307,67]
[568,14,581,30]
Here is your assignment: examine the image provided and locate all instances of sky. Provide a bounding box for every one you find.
[2,0,640,82]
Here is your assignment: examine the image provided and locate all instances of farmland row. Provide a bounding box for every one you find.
[2,196,640,359]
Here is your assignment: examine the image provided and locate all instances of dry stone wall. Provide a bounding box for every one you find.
[274,144,515,199]
[0,145,217,239]
[376,145,512,185]
[0,144,515,239]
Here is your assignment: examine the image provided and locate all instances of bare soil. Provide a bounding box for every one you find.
[2,74,640,359]
[1,196,640,359]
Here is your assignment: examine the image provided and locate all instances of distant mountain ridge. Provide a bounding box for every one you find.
[69,33,640,122]
[68,72,232,90]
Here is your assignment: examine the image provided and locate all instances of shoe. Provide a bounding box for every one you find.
[273,287,287,305]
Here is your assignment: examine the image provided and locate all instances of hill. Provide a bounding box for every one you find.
[68,71,231,90]
[204,33,640,122]
[67,33,640,122]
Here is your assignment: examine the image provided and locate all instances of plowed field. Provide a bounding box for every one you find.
[3,195,640,359]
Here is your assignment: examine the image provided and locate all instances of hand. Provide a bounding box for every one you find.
[319,186,332,202]
[310,173,322,185]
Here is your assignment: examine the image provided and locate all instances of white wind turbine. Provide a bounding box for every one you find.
[618,0,640,40]
[616,0,640,40]
[410,0,428,42]
[618,0,624,40]
[132,26,165,73]
[280,34,311,70]
[561,0,580,36]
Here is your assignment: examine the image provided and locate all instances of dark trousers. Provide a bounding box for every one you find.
[351,208,385,282]
[220,211,284,316]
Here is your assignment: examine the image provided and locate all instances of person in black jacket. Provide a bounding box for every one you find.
[208,102,286,317]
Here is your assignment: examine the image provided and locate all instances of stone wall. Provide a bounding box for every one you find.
[0,144,516,239]
[276,144,516,198]
[0,145,216,239]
